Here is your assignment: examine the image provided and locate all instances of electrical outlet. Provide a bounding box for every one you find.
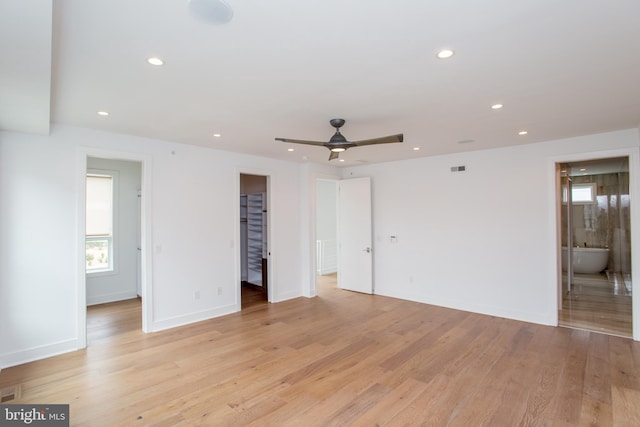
[194,290,200,300]
[217,287,223,296]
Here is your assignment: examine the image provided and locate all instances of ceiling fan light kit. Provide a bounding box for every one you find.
[275,119,403,161]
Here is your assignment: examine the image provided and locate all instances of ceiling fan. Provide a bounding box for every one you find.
[275,119,404,160]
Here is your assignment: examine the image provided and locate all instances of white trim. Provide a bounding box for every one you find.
[630,148,640,341]
[548,147,639,340]
[375,288,557,326]
[75,149,88,349]
[150,304,237,332]
[87,290,139,306]
[0,339,82,369]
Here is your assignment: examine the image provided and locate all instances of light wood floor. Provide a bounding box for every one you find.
[2,275,640,426]
[559,272,633,338]
[241,283,268,311]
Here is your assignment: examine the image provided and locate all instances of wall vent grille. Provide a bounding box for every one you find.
[1,385,21,402]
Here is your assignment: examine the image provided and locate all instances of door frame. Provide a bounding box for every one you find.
[548,147,640,341]
[76,148,153,348]
[236,168,274,307]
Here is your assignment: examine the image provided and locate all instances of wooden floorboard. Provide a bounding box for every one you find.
[1,274,639,426]
[559,271,632,337]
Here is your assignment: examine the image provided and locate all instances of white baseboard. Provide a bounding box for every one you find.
[0,338,81,369]
[87,291,138,306]
[149,304,238,332]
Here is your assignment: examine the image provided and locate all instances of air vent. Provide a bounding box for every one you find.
[450,165,466,172]
[1,385,21,402]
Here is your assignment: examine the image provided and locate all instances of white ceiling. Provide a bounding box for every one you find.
[2,0,640,166]
[0,0,52,135]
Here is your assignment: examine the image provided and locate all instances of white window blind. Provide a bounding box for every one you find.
[86,173,114,272]
[86,175,113,236]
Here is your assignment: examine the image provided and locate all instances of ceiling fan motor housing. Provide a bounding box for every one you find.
[329,118,345,128]
[328,119,354,150]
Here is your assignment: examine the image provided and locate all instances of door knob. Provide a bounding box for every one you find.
[363,247,371,253]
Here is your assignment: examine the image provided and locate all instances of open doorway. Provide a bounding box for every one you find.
[85,157,143,344]
[314,177,374,295]
[557,156,632,337]
[239,174,269,309]
[316,179,339,293]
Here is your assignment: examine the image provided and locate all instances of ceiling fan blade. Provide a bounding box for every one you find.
[329,151,340,161]
[274,137,326,147]
[353,134,404,146]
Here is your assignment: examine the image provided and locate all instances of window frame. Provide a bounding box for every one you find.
[86,169,119,276]
[562,182,597,205]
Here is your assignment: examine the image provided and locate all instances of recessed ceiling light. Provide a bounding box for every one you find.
[331,148,346,153]
[579,168,587,172]
[213,133,221,138]
[491,104,503,110]
[147,57,164,66]
[436,49,454,59]
[413,147,420,151]
[287,148,294,152]
[339,159,345,162]
[518,130,528,135]
[97,111,109,116]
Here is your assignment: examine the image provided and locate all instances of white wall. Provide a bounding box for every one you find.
[3,125,638,368]
[316,180,337,242]
[0,124,308,367]
[341,129,640,327]
[0,132,78,365]
[316,179,337,274]
[86,157,141,305]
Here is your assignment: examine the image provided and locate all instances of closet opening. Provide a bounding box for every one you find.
[239,174,269,309]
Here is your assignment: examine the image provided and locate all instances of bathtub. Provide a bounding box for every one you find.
[561,247,610,274]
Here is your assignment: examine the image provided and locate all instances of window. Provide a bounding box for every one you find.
[562,182,597,205]
[86,172,115,272]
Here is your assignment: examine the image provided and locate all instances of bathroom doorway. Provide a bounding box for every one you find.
[557,157,632,337]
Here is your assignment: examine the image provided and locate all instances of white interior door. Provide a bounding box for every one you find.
[338,177,373,294]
